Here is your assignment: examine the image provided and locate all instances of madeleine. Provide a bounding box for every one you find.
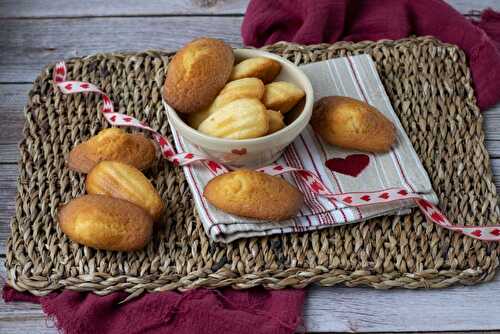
[187,78,265,129]
[58,195,153,252]
[164,37,234,114]
[67,128,156,174]
[262,81,305,114]
[198,98,269,139]
[204,169,303,220]
[230,57,281,83]
[311,96,396,152]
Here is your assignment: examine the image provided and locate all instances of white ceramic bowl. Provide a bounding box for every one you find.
[164,48,314,168]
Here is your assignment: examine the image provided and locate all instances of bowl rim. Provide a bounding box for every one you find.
[164,48,314,147]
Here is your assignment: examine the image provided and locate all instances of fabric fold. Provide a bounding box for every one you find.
[2,285,305,334]
[242,0,500,110]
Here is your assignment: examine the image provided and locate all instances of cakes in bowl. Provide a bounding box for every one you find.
[163,38,313,168]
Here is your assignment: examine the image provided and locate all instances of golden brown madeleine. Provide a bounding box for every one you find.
[217,77,265,104]
[187,78,265,129]
[58,194,153,252]
[198,98,269,139]
[86,161,165,221]
[204,169,303,220]
[229,57,281,83]
[164,37,234,114]
[262,81,305,114]
[68,128,156,173]
[267,110,285,134]
[311,96,396,152]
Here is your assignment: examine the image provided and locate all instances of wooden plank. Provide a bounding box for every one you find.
[448,0,500,14]
[0,145,20,164]
[0,17,244,83]
[486,140,500,158]
[0,261,57,334]
[0,85,29,144]
[0,85,29,114]
[0,0,249,18]
[1,318,56,334]
[0,0,497,18]
[484,107,500,141]
[0,84,24,160]
[304,279,500,332]
[0,165,17,254]
[1,259,500,333]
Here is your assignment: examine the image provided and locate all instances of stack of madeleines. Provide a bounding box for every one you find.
[60,128,165,252]
[164,37,305,139]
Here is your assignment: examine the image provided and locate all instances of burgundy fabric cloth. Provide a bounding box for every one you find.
[3,285,305,334]
[242,0,500,110]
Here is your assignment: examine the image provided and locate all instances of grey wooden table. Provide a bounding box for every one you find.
[1,1,500,333]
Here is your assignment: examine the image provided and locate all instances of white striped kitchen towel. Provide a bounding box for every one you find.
[171,54,438,243]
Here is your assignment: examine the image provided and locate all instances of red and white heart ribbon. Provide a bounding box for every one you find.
[54,62,228,175]
[53,61,500,241]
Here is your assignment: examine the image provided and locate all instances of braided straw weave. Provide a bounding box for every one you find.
[5,37,499,296]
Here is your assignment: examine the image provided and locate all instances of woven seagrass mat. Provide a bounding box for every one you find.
[5,37,500,296]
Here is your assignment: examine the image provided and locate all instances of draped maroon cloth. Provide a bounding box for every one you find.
[3,286,305,334]
[242,0,500,110]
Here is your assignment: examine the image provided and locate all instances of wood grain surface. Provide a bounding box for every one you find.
[0,0,499,333]
[0,0,498,18]
[0,17,244,83]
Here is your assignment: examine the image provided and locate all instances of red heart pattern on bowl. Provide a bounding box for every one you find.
[231,148,247,155]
